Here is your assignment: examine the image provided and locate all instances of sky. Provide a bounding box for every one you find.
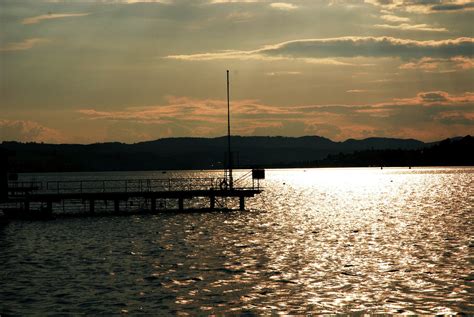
[0,0,473,144]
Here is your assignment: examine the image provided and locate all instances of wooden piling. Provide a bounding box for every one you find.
[239,196,245,211]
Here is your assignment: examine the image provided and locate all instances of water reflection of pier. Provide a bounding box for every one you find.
[2,172,264,219]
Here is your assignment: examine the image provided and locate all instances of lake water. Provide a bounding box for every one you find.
[0,167,473,315]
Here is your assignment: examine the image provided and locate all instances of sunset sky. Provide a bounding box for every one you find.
[1,0,473,144]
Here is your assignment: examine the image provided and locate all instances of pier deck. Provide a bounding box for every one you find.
[1,176,263,219]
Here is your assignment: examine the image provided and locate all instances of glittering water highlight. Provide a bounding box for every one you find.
[1,167,473,315]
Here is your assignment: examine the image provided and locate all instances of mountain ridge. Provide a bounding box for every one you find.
[1,135,470,172]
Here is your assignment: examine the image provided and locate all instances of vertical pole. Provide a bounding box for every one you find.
[227,70,233,189]
[178,197,184,210]
[239,196,245,211]
[210,195,215,210]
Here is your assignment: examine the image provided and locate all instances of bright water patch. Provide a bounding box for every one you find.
[0,167,473,314]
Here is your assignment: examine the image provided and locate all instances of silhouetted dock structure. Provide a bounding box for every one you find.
[1,172,264,219]
[0,71,265,220]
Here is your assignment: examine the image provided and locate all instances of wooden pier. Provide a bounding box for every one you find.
[1,174,264,219]
[0,72,265,220]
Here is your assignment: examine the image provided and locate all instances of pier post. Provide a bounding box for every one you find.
[239,196,245,211]
[151,198,156,211]
[210,195,215,210]
[46,201,52,212]
[89,200,95,213]
[178,197,184,210]
[24,200,30,212]
[114,200,120,212]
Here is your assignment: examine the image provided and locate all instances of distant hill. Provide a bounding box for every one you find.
[0,135,471,172]
[311,135,473,168]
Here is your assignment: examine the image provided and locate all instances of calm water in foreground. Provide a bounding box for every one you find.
[1,167,473,315]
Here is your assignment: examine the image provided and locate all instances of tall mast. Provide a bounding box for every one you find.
[226,70,233,189]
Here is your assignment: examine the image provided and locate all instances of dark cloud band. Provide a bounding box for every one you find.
[168,36,474,61]
[260,37,474,59]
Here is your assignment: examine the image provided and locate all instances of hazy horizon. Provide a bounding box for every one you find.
[1,0,473,144]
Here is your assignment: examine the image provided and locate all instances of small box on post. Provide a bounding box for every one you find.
[252,169,265,180]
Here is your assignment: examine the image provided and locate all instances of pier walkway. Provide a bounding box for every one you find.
[1,173,264,219]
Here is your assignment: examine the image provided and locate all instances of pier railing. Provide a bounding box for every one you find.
[7,181,43,191]
[7,175,259,195]
[2,172,263,215]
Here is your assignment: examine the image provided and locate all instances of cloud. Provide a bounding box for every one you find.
[434,110,474,125]
[0,38,50,52]
[78,96,295,124]
[399,56,474,71]
[380,14,410,22]
[347,89,368,93]
[76,91,474,141]
[123,0,171,2]
[431,2,474,11]
[383,91,474,106]
[0,120,65,143]
[226,11,254,21]
[46,0,172,3]
[270,2,298,10]
[166,51,353,65]
[250,121,342,137]
[77,96,300,139]
[418,91,449,102]
[167,37,474,63]
[374,23,447,32]
[265,71,302,76]
[22,13,90,25]
[364,0,474,13]
[209,0,262,3]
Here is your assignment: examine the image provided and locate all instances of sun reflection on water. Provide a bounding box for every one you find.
[243,167,473,314]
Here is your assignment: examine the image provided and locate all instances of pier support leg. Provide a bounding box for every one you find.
[151,199,156,211]
[178,198,184,210]
[114,200,119,212]
[89,200,95,213]
[210,196,215,210]
[24,200,30,212]
[43,201,53,216]
[239,196,245,211]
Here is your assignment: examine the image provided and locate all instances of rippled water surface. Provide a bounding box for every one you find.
[1,167,473,315]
